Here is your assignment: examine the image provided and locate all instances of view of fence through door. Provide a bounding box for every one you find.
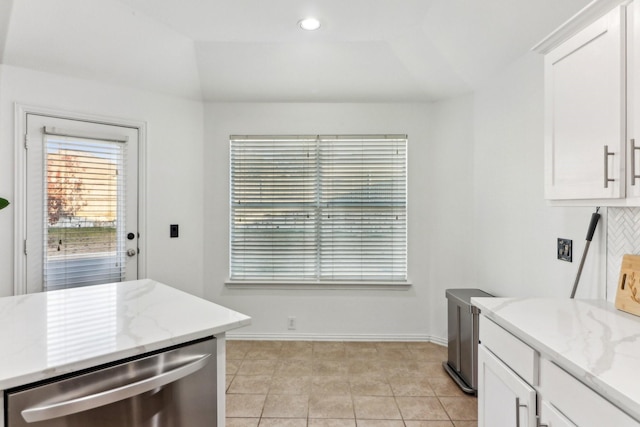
[25,115,139,293]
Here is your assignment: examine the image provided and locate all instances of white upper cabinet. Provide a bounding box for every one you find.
[545,6,625,200]
[542,5,626,201]
[536,0,640,205]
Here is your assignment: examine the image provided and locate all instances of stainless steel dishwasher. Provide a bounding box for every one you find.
[5,337,217,427]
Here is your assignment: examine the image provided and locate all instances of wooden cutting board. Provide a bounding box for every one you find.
[615,254,640,317]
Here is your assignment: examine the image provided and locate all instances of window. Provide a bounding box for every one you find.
[230,135,407,284]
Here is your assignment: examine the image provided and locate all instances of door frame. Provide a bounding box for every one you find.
[14,104,147,295]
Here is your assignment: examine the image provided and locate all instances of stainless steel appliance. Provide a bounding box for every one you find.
[5,338,216,427]
[443,288,492,395]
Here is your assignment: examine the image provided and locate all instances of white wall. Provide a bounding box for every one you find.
[0,49,609,344]
[428,94,476,340]
[203,102,476,342]
[0,64,205,298]
[471,52,605,300]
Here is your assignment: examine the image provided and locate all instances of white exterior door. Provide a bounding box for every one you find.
[544,6,626,200]
[478,344,536,427]
[24,114,139,293]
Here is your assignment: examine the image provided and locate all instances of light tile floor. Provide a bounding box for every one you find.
[226,340,477,427]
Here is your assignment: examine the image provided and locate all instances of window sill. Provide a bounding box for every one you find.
[225,280,412,291]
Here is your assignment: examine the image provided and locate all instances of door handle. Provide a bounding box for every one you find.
[127,248,136,257]
[21,353,211,423]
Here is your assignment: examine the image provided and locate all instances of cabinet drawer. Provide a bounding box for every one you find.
[540,359,639,427]
[479,317,538,385]
[540,401,576,427]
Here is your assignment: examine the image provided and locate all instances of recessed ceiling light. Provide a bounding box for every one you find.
[299,17,321,31]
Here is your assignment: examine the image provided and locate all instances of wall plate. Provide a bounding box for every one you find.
[557,238,572,262]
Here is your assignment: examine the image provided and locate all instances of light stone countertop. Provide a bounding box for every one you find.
[471,297,640,422]
[0,279,251,390]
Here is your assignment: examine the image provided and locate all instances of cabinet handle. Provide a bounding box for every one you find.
[604,145,615,188]
[515,397,527,427]
[631,139,640,186]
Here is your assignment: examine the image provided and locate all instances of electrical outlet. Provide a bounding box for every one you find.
[557,238,572,262]
[287,316,296,330]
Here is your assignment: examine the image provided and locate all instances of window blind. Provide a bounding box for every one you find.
[230,135,407,283]
[230,136,319,280]
[44,130,126,290]
[318,136,407,281]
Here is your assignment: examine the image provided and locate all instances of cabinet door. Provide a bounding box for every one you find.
[478,344,536,427]
[539,401,576,427]
[544,6,626,200]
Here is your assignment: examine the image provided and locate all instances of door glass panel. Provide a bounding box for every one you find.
[44,135,126,290]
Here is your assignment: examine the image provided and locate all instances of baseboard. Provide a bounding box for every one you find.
[226,332,448,347]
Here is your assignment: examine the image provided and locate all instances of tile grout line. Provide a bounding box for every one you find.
[226,340,475,426]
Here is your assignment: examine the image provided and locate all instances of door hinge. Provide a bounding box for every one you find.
[24,239,27,255]
[24,134,28,149]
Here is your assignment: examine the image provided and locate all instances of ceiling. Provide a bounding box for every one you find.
[0,0,591,102]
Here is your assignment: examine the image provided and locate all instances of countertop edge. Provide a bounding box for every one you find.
[0,316,252,391]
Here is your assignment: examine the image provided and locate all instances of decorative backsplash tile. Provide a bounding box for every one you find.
[607,207,640,300]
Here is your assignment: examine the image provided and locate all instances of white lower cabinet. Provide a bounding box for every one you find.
[539,358,639,427]
[478,316,640,427]
[539,401,576,427]
[478,345,537,427]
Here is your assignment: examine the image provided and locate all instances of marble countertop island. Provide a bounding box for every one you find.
[472,297,640,422]
[0,279,251,391]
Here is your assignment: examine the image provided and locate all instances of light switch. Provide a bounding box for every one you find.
[557,238,572,262]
